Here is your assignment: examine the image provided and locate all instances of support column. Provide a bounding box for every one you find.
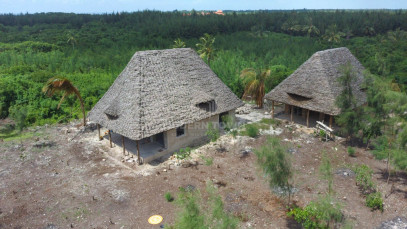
[306,109,310,128]
[319,113,325,122]
[290,105,294,122]
[136,140,141,165]
[122,135,126,156]
[329,115,333,128]
[97,124,101,140]
[108,130,112,148]
[271,100,275,119]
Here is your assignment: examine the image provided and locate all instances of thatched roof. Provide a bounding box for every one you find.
[88,48,243,140]
[264,47,366,116]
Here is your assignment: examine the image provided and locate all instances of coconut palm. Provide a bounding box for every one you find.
[387,28,407,43]
[66,32,77,50]
[323,24,345,48]
[364,26,376,37]
[42,77,86,126]
[196,33,216,66]
[173,38,186,48]
[240,68,271,108]
[302,17,320,37]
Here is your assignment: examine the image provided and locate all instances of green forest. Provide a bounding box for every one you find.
[0,10,407,150]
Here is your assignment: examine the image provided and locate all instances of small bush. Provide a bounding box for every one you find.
[255,137,293,205]
[366,192,383,211]
[165,192,174,202]
[259,118,280,126]
[245,124,259,138]
[169,184,239,229]
[221,115,236,131]
[174,147,192,160]
[319,130,326,138]
[230,129,238,138]
[206,122,220,142]
[288,195,343,229]
[347,147,356,157]
[200,155,213,166]
[319,152,333,194]
[354,164,376,193]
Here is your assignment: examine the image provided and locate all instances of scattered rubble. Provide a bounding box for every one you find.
[260,126,283,135]
[335,168,355,177]
[236,104,253,114]
[377,217,407,229]
[33,141,55,148]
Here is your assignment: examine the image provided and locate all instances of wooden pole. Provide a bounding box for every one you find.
[271,100,275,119]
[97,124,101,140]
[306,109,310,128]
[136,140,141,165]
[108,130,112,148]
[122,135,126,156]
[329,115,333,128]
[290,105,294,122]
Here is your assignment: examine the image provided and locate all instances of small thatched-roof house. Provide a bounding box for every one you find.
[88,48,243,163]
[264,47,366,127]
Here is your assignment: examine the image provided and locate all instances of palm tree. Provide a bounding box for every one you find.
[66,32,77,50]
[323,24,345,48]
[387,28,407,43]
[173,38,186,48]
[196,33,216,66]
[240,68,271,108]
[281,19,299,35]
[364,26,376,37]
[302,17,320,37]
[42,77,86,126]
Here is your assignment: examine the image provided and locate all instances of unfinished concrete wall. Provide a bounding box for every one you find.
[165,114,219,153]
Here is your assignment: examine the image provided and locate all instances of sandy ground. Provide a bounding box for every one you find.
[1,107,406,229]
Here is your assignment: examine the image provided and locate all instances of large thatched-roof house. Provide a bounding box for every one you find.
[264,47,367,127]
[88,48,243,163]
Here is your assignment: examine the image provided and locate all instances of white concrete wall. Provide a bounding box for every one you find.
[165,114,219,153]
[144,111,237,163]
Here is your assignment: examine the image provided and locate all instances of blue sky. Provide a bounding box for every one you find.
[1,0,406,14]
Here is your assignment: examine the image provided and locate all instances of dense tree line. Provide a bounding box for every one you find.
[0,10,406,128]
[1,10,406,40]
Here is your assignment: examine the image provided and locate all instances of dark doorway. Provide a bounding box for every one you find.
[155,132,165,147]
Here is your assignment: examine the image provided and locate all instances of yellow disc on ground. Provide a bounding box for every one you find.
[148,215,163,224]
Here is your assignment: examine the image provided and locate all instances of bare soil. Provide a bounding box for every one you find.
[0,115,406,229]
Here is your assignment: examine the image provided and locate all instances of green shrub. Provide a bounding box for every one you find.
[174,147,192,160]
[245,124,259,138]
[319,152,333,194]
[165,192,174,202]
[206,122,220,142]
[230,129,238,138]
[354,164,376,193]
[221,115,235,132]
[288,195,343,229]
[9,105,28,133]
[255,137,293,205]
[259,118,280,126]
[366,192,383,211]
[319,130,326,138]
[200,155,213,166]
[347,147,356,157]
[169,184,239,229]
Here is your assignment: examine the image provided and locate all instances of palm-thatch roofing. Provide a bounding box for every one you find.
[264,47,366,116]
[88,48,243,140]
